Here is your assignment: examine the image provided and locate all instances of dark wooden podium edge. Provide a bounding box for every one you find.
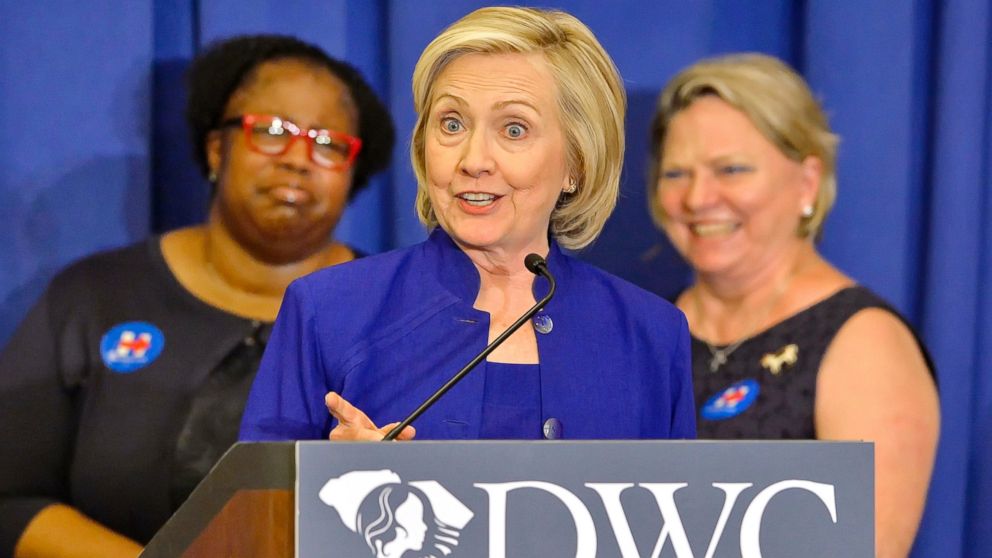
[140,442,295,558]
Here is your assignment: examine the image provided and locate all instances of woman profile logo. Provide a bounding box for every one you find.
[319,470,474,557]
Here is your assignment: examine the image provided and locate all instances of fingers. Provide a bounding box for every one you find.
[325,392,416,441]
[380,422,417,441]
[325,392,375,429]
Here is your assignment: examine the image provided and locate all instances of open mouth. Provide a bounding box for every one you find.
[690,222,740,237]
[456,192,500,207]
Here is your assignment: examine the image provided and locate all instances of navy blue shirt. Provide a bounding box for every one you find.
[480,362,542,439]
[240,229,696,441]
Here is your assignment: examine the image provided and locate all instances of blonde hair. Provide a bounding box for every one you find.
[410,6,626,250]
[648,53,839,238]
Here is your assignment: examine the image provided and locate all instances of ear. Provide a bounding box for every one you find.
[206,129,223,179]
[798,156,823,211]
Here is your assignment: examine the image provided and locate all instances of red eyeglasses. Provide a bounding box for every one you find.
[219,113,362,170]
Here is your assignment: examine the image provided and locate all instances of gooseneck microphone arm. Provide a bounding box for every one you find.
[382,253,557,441]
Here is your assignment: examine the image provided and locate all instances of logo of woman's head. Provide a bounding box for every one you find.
[319,470,474,558]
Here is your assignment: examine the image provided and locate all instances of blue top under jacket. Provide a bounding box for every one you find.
[239,228,696,441]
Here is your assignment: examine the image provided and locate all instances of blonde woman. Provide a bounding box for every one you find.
[241,6,695,443]
[648,53,939,557]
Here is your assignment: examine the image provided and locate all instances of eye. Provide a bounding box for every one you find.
[717,164,753,176]
[660,169,687,181]
[440,116,463,134]
[504,123,527,139]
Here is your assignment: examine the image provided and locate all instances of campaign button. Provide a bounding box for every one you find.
[100,321,165,373]
[701,379,760,421]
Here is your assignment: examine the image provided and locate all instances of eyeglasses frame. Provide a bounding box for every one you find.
[218,113,362,170]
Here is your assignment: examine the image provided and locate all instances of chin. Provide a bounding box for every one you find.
[248,227,329,264]
[445,225,507,251]
[688,255,737,277]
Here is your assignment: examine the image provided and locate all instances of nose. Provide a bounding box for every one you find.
[458,129,495,178]
[683,170,720,211]
[276,136,313,174]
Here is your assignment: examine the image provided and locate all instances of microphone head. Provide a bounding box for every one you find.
[524,253,546,275]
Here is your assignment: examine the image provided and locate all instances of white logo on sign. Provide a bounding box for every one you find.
[319,469,474,558]
[321,472,838,557]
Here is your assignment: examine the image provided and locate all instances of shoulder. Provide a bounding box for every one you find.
[810,286,934,374]
[564,255,685,323]
[48,239,160,296]
[825,304,929,376]
[284,241,450,330]
[816,289,937,415]
[292,242,427,300]
[558,255,688,352]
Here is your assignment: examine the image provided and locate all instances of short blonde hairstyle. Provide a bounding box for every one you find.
[410,6,626,250]
[648,53,839,238]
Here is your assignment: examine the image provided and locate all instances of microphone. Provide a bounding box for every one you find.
[382,253,557,441]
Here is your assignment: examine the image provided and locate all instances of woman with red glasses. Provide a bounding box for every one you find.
[0,35,394,557]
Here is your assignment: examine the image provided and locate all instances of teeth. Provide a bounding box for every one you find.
[691,222,738,237]
[458,192,497,206]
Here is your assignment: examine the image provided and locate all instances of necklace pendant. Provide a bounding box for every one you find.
[709,352,727,372]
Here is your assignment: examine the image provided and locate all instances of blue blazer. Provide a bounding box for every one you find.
[240,229,696,441]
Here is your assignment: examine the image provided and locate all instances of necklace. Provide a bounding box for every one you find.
[705,338,747,373]
[694,275,794,373]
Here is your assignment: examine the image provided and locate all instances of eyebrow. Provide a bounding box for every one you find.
[433,93,541,115]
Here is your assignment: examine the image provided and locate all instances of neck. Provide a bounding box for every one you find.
[457,239,550,313]
[202,216,348,299]
[689,242,818,344]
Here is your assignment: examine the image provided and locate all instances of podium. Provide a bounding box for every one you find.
[142,441,872,557]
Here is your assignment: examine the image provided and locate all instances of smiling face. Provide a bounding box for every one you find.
[424,52,570,260]
[207,58,358,264]
[656,95,820,279]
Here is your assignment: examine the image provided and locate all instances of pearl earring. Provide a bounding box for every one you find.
[802,205,814,218]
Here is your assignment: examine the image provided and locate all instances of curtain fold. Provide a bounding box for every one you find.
[922,2,992,556]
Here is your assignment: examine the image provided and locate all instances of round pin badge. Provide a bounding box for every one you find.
[533,314,553,334]
[100,321,165,373]
[701,378,760,421]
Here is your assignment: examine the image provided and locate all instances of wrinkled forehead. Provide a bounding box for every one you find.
[428,51,558,107]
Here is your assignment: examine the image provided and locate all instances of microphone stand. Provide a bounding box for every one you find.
[382,254,556,441]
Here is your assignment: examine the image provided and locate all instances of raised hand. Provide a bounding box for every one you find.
[324,391,416,441]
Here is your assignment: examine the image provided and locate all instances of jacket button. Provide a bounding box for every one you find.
[543,418,563,439]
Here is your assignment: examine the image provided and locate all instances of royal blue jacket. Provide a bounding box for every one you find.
[239,229,696,441]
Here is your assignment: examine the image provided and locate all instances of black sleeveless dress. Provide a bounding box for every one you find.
[691,286,935,439]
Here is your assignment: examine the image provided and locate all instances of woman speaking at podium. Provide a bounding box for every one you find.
[240,7,696,443]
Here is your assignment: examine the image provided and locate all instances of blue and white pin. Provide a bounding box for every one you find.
[701,378,760,421]
[100,321,165,373]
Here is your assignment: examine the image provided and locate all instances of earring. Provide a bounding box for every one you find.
[802,205,814,218]
[208,171,218,183]
[563,178,577,194]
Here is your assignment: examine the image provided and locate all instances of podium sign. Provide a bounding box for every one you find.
[297,441,872,558]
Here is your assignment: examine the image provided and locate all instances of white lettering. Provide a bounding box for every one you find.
[475,481,597,558]
[739,480,837,558]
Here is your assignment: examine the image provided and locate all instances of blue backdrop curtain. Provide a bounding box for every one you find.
[0,1,988,555]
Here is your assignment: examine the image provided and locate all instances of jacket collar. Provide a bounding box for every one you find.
[424,227,567,305]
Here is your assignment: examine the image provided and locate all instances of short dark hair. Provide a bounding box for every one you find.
[185,34,395,195]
